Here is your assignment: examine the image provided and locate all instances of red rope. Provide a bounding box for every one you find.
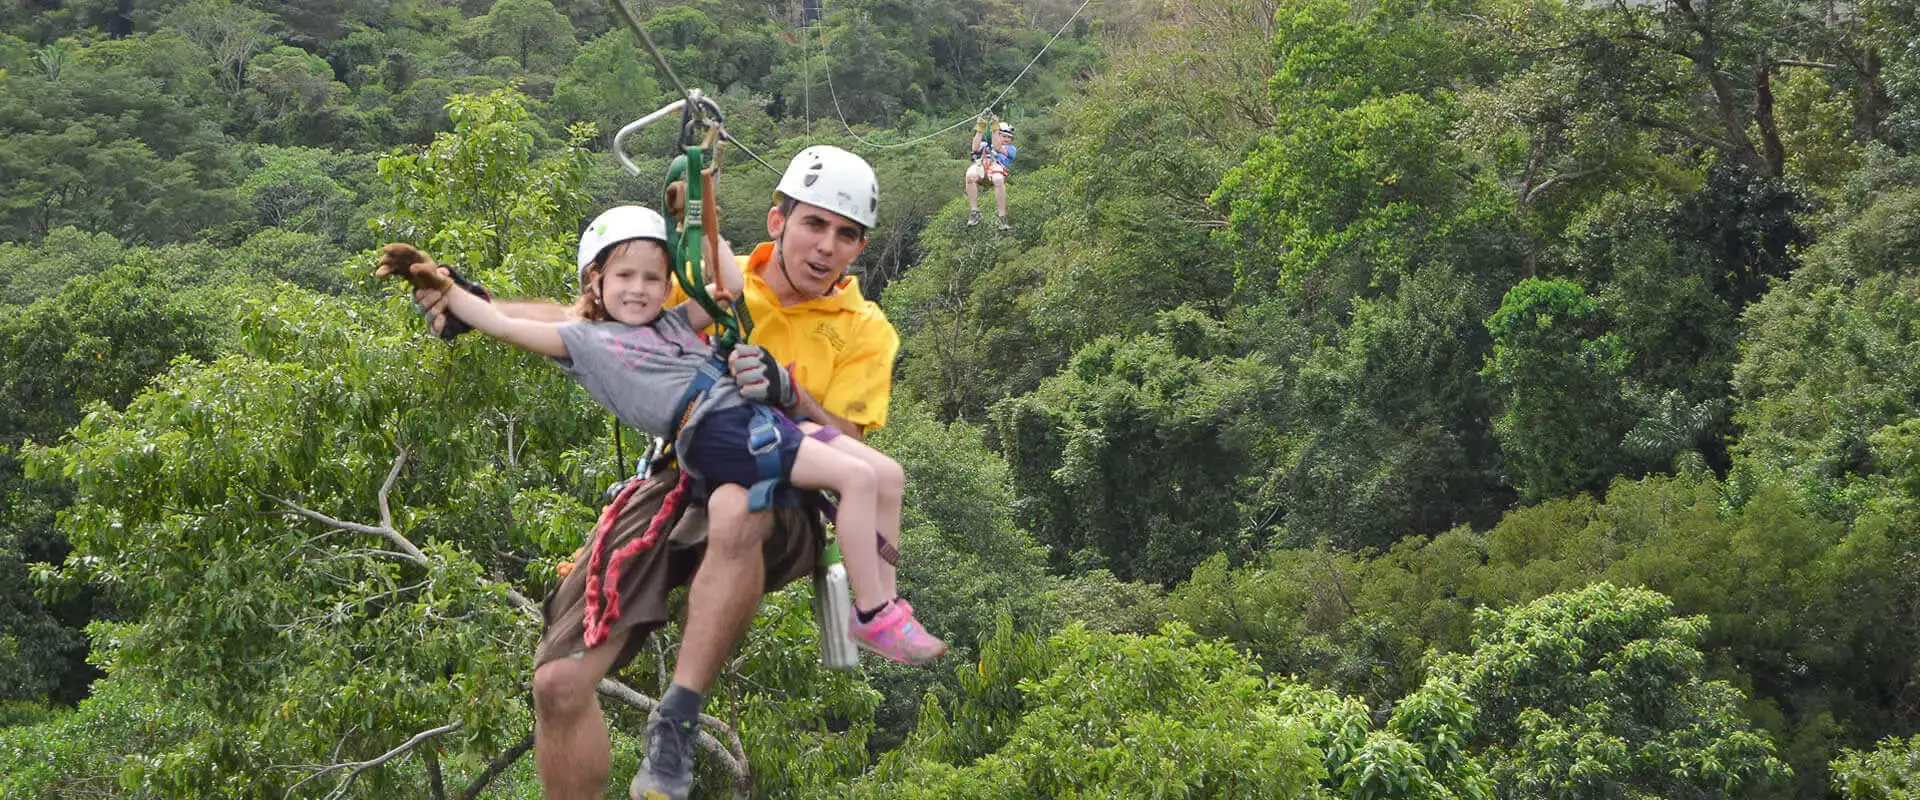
[582,473,691,649]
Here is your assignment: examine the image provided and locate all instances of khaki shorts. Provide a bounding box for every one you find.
[533,463,827,672]
[966,161,1008,184]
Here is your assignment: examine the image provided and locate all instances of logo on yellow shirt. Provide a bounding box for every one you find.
[815,323,846,353]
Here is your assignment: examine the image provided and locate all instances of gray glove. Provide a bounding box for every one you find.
[728,344,795,408]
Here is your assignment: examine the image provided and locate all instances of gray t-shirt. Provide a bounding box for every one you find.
[551,306,745,459]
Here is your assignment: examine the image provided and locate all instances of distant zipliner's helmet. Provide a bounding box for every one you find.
[576,205,668,290]
[772,145,879,230]
[996,121,1015,136]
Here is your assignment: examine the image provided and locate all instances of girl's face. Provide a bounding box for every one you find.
[593,240,672,325]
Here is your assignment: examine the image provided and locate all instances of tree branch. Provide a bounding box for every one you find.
[1774,59,1841,70]
[283,722,462,800]
[1524,166,1606,205]
[268,447,536,611]
[377,445,407,533]
[1632,115,1740,153]
[457,733,533,800]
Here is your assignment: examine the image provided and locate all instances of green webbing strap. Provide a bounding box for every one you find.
[663,145,753,354]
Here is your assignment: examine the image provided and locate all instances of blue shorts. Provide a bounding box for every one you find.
[681,405,805,494]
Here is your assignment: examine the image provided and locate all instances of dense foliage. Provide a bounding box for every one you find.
[3,0,1919,796]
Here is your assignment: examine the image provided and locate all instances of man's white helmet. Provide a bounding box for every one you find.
[773,145,879,230]
[996,121,1015,135]
[576,205,668,289]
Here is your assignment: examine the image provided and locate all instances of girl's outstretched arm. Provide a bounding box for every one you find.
[378,243,570,358]
[441,287,570,359]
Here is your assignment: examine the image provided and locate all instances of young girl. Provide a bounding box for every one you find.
[377,204,945,665]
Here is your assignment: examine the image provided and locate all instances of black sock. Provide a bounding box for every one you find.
[855,600,890,624]
[659,683,705,725]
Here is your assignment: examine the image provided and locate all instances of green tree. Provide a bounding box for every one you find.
[464,0,576,79]
[1411,583,1791,798]
[375,88,592,285]
[161,0,275,96]
[992,306,1283,583]
[1480,278,1632,501]
[1730,154,1920,519]
[549,30,665,147]
[1832,736,1920,799]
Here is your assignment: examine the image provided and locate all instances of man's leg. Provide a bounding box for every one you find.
[992,173,1009,220]
[532,629,631,800]
[632,486,775,800]
[673,483,774,692]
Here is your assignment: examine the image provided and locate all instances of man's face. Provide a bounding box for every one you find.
[994,131,1012,146]
[767,201,868,297]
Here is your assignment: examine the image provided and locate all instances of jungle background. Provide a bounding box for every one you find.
[4,0,1920,796]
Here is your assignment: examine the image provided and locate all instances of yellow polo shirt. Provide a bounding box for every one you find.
[671,243,899,430]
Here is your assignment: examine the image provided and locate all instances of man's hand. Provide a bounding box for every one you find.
[727,344,795,408]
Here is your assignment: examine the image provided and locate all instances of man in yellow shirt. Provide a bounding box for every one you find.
[413,146,896,800]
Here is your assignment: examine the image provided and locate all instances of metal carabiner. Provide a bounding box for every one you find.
[613,97,689,177]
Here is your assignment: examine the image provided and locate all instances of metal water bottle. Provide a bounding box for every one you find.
[813,540,858,670]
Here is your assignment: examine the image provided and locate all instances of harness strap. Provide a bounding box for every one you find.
[744,405,785,512]
[669,355,790,514]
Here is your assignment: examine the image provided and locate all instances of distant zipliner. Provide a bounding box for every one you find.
[810,0,1098,180]
[966,115,1017,231]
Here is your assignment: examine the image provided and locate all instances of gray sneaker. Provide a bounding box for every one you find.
[966,209,982,227]
[997,215,1012,232]
[630,711,697,800]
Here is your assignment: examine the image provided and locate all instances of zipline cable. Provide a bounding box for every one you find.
[723,131,784,177]
[817,0,1096,150]
[610,0,691,101]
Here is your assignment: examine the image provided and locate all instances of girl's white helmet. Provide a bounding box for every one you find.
[773,145,879,230]
[576,205,668,289]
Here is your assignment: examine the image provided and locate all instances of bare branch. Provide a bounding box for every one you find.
[1524,166,1607,205]
[458,733,534,800]
[272,446,541,614]
[1633,115,1741,153]
[283,722,462,800]
[599,679,752,798]
[377,446,409,533]
[273,498,401,545]
[1774,59,1842,70]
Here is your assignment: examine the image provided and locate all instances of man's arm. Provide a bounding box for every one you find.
[790,382,864,440]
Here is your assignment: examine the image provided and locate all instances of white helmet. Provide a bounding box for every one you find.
[773,145,879,230]
[996,121,1015,135]
[576,205,668,289]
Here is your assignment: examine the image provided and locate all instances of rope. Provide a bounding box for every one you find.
[819,0,1096,150]
[803,19,812,137]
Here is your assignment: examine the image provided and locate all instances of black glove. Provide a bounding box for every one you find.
[413,265,491,341]
[727,344,795,408]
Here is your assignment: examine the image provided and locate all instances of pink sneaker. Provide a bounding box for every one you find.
[849,599,947,664]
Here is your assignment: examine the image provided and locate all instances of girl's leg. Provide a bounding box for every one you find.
[817,435,905,598]
[785,437,888,610]
[788,429,945,665]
